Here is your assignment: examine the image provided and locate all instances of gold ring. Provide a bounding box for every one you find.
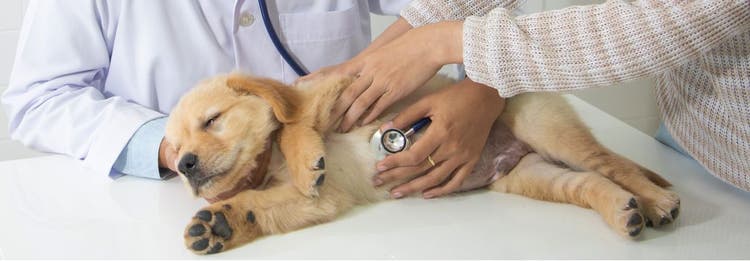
[427,155,436,167]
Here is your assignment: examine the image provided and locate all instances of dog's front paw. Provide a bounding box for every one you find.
[290,154,327,198]
[184,204,261,255]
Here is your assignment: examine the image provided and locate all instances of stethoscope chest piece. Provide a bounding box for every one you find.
[381,129,409,153]
[369,118,431,160]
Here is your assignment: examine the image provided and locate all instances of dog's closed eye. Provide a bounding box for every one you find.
[203,113,221,130]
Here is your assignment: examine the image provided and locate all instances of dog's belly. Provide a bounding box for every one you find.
[323,124,392,203]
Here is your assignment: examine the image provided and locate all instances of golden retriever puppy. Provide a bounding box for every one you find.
[165,73,680,255]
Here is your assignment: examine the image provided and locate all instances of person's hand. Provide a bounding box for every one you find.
[332,21,464,132]
[373,79,505,199]
[158,138,179,173]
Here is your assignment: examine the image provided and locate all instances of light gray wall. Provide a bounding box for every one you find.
[0,1,659,161]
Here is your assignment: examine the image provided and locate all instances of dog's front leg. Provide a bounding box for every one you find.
[183,183,354,255]
[279,123,327,197]
[278,76,354,197]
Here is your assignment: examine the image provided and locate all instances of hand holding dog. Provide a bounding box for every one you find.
[327,21,464,132]
[373,78,505,199]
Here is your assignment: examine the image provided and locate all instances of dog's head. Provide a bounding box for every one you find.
[165,73,299,201]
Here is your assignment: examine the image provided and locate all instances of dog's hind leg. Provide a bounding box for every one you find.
[183,182,356,255]
[500,93,679,227]
[490,153,645,238]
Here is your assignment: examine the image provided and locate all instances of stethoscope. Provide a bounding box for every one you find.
[259,0,431,157]
[258,0,309,76]
[369,118,432,159]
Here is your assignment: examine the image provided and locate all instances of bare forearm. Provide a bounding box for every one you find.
[359,17,413,56]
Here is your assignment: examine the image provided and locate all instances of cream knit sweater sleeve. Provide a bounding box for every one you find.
[461,0,750,97]
[399,0,525,27]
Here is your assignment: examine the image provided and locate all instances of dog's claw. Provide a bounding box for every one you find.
[315,174,326,187]
[314,157,325,170]
[626,198,638,210]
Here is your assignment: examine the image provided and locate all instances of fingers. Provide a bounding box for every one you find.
[422,160,476,199]
[331,76,372,128]
[389,99,431,130]
[372,159,431,186]
[389,159,459,199]
[360,90,396,125]
[340,79,386,132]
[376,127,441,171]
[374,144,443,185]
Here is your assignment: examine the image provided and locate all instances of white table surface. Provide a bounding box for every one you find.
[1,95,749,259]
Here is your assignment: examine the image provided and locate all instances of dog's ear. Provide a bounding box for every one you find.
[226,74,300,124]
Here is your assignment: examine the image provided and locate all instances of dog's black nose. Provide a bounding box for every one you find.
[178,153,199,176]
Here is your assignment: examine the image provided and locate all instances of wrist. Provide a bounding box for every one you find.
[158,138,171,169]
[462,78,504,114]
[427,21,463,65]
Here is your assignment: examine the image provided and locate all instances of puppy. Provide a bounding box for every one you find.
[165,73,680,255]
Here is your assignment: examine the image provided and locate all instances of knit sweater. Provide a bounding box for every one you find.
[400,0,750,192]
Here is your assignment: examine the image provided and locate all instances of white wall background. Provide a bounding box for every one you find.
[0,0,660,161]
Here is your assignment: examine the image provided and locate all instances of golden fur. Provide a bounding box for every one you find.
[165,73,680,255]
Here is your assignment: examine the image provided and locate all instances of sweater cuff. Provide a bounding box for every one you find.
[399,1,440,28]
[462,10,522,98]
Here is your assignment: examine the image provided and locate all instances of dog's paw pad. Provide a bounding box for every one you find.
[185,207,241,255]
[207,242,224,254]
[196,210,212,222]
[191,238,209,251]
[212,212,233,239]
[639,189,680,228]
[623,212,645,238]
[189,224,206,237]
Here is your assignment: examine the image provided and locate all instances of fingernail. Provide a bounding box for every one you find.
[392,192,403,199]
[373,178,383,186]
[376,163,387,172]
[380,121,394,132]
[423,193,435,199]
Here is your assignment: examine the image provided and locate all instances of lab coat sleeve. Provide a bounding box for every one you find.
[399,0,524,27]
[1,1,164,176]
[367,0,413,16]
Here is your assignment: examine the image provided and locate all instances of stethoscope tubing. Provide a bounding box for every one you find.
[259,1,432,154]
[258,0,309,76]
[381,118,432,153]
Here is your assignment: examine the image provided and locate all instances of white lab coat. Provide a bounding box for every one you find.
[2,0,410,176]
